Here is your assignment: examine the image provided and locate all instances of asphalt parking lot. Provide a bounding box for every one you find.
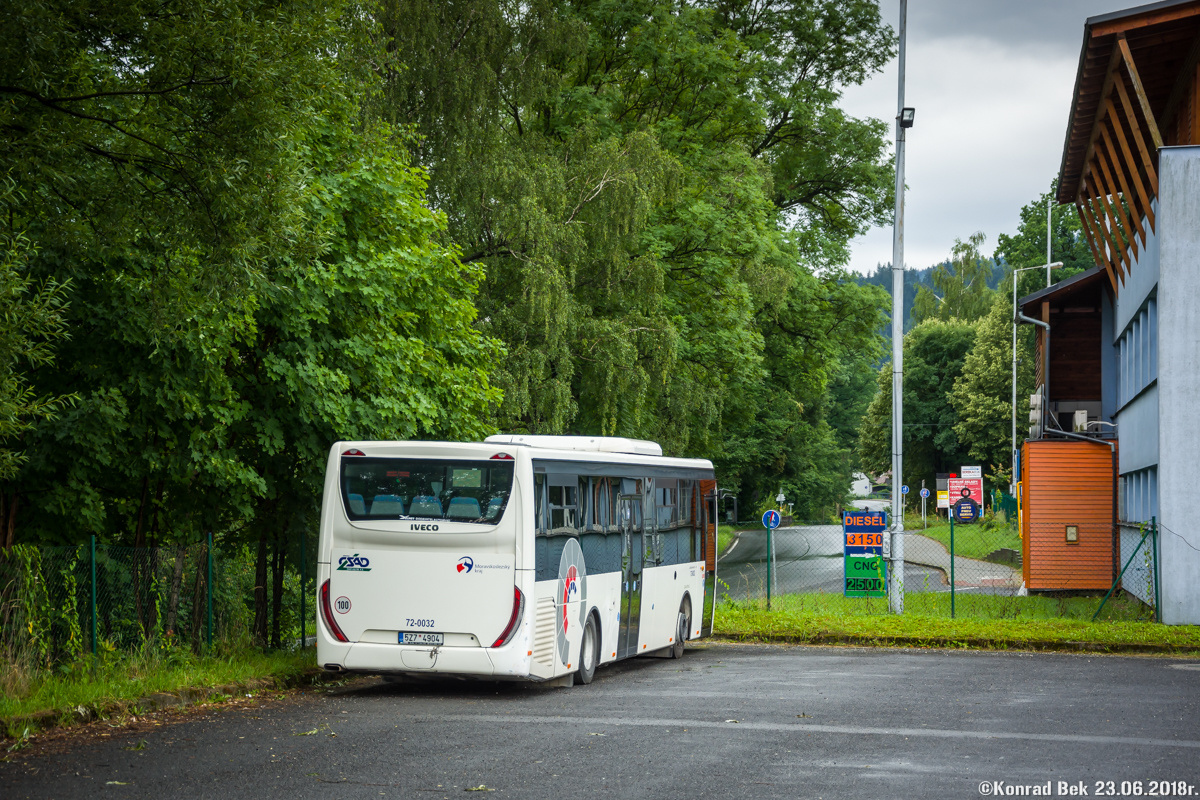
[4,643,1199,800]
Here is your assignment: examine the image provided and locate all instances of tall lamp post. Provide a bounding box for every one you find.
[889,0,914,615]
[1011,261,1063,493]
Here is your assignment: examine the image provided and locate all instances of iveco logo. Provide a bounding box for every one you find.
[457,557,474,574]
[410,523,439,531]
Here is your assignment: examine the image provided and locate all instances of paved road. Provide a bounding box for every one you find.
[5,645,1199,800]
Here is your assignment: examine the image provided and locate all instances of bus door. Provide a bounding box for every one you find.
[700,480,717,637]
[618,489,642,658]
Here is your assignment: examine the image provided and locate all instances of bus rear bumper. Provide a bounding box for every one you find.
[342,642,521,677]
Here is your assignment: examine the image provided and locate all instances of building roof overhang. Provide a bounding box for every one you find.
[1058,0,1200,205]
[1055,0,1200,295]
[1018,267,1107,318]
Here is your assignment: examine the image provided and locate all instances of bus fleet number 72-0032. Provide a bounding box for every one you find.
[405,618,435,628]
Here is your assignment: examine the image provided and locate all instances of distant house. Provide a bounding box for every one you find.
[1018,0,1200,623]
[851,473,871,497]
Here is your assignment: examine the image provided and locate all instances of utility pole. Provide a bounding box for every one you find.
[889,0,910,616]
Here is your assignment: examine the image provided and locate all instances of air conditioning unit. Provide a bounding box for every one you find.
[1073,409,1089,432]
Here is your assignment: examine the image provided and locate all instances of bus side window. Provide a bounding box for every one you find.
[580,479,619,575]
[547,475,578,533]
[579,477,591,531]
[534,474,546,535]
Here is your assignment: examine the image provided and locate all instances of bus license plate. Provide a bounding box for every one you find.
[401,632,443,645]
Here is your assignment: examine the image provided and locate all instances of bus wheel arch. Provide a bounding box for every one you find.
[576,609,600,685]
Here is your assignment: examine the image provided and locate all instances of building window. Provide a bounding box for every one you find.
[1117,297,1157,408]
[1121,465,1158,523]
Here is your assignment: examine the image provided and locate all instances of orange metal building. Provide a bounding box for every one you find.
[1020,440,1117,591]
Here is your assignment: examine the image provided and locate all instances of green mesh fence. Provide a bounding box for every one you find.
[717,516,1025,615]
[994,491,1020,528]
[0,539,312,670]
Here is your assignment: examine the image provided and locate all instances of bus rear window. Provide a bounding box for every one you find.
[340,458,514,524]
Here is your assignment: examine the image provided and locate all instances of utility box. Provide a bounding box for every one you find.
[1020,439,1116,591]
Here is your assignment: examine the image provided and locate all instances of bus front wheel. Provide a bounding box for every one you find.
[576,614,599,685]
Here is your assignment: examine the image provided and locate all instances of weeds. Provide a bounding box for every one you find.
[0,646,312,727]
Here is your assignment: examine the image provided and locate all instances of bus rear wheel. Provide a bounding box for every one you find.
[671,601,691,659]
[576,614,599,685]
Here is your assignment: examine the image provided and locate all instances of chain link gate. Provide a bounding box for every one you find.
[717,518,1025,611]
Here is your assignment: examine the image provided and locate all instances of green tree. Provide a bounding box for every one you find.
[0,232,76,547]
[857,318,977,487]
[949,293,1034,486]
[911,232,997,325]
[995,179,1094,300]
[226,126,504,644]
[4,1,502,571]
[378,0,896,515]
[2,0,382,547]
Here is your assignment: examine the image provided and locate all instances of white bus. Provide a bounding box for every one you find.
[316,435,718,685]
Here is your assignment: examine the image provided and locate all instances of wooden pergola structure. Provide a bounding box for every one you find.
[1057,0,1200,293]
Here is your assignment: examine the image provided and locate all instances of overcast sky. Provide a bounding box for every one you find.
[840,0,1130,274]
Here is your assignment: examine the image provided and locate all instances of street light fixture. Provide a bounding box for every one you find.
[899,107,916,128]
[1011,261,1063,493]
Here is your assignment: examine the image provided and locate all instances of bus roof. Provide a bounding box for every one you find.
[485,434,662,457]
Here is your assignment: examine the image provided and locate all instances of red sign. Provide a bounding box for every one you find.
[948,477,982,506]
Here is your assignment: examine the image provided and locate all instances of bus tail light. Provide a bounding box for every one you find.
[491,586,524,648]
[342,449,366,456]
[320,579,349,643]
[490,453,514,460]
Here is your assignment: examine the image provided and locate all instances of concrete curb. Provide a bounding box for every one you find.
[709,632,1200,655]
[3,667,340,742]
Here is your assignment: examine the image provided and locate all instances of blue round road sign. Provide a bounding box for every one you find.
[919,487,930,499]
[762,509,781,529]
[901,485,910,494]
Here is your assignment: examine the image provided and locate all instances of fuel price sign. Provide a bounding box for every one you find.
[842,511,887,598]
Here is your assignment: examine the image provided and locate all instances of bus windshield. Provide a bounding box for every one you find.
[340,457,514,524]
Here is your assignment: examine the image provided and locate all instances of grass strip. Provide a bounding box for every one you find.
[2,648,317,735]
[717,524,738,556]
[902,518,1021,562]
[714,595,1200,653]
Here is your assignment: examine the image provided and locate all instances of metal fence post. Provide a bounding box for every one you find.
[1152,516,1161,623]
[206,531,213,651]
[949,515,956,619]
[300,531,306,648]
[766,527,773,611]
[90,534,98,658]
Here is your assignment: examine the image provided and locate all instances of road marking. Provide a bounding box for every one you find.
[720,538,739,560]
[426,714,1200,750]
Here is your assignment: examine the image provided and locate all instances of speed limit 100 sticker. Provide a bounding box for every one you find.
[334,596,352,614]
